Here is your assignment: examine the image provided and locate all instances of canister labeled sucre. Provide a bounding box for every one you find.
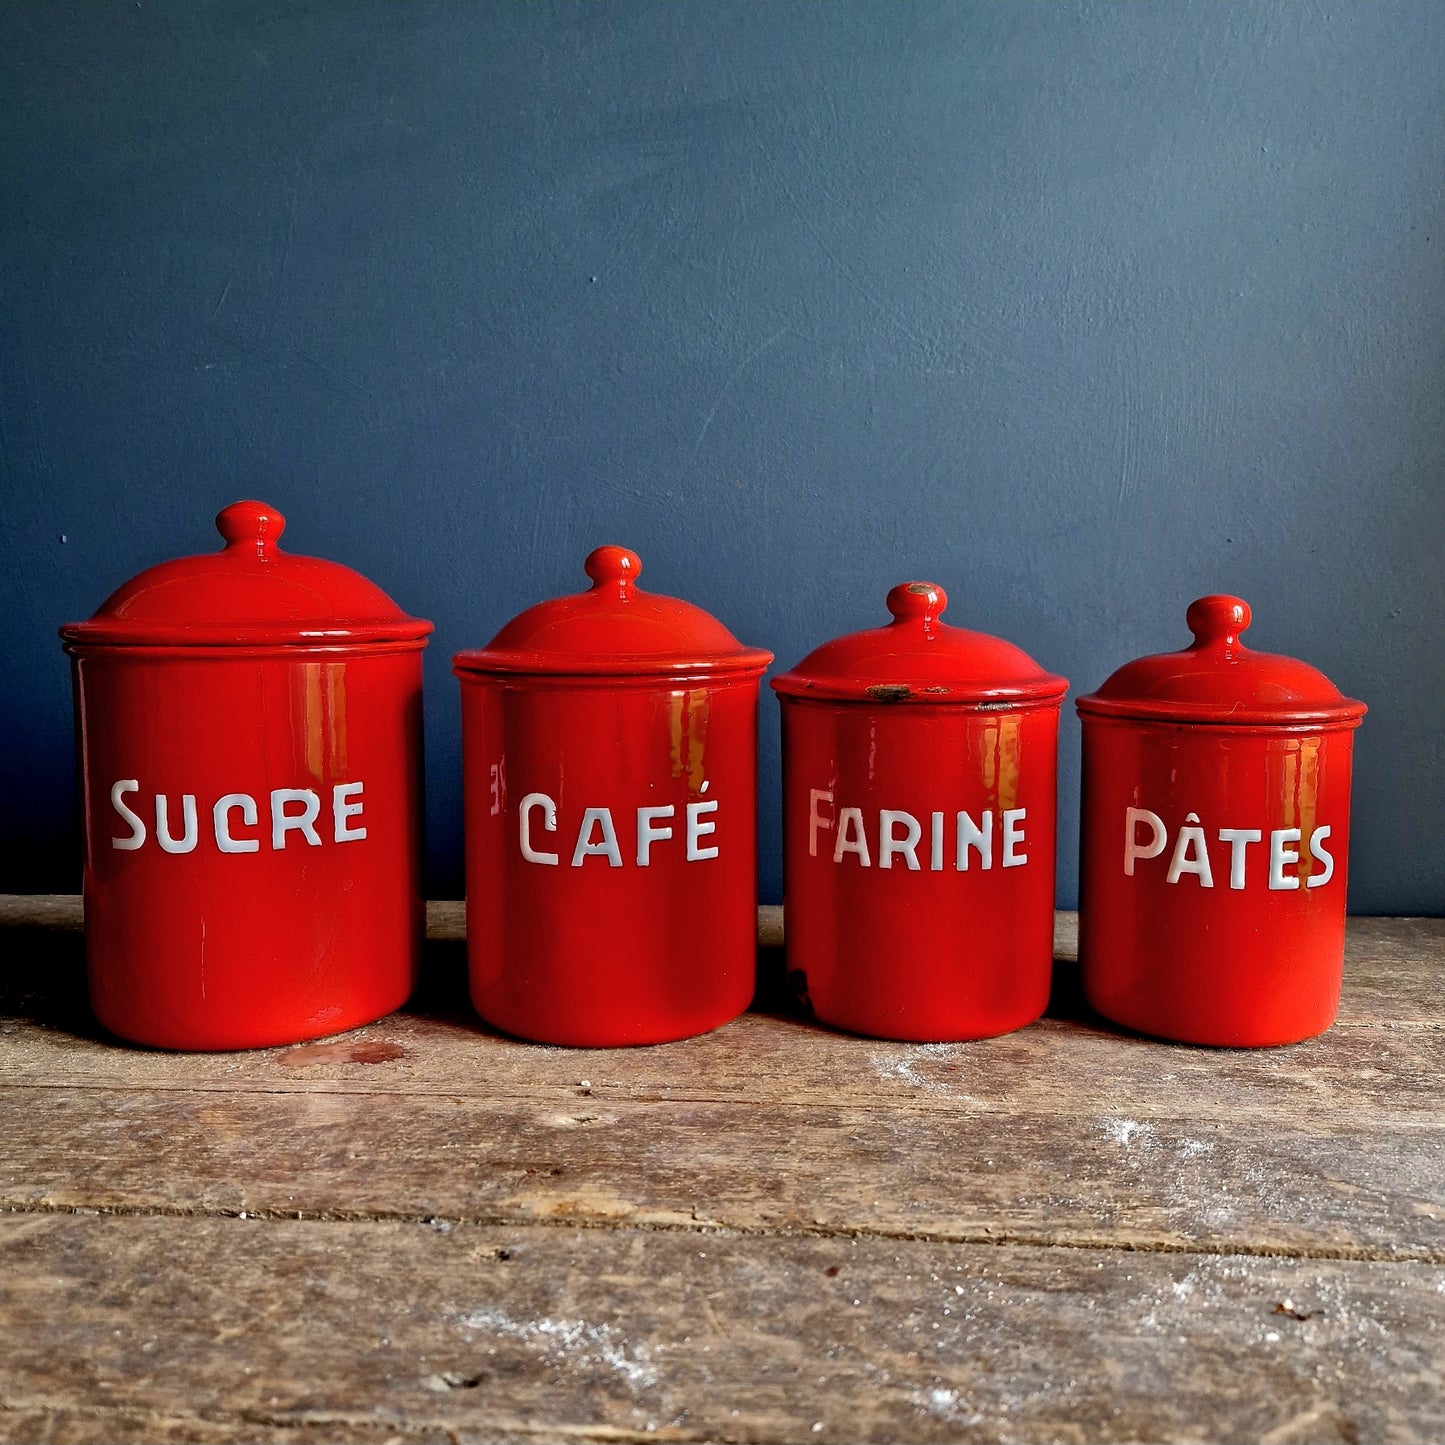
[454,545,772,1047]
[60,501,432,1050]
[1077,594,1366,1046]
[772,582,1068,1041]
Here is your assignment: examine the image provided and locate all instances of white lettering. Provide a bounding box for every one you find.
[833,807,871,866]
[155,794,198,855]
[333,782,367,842]
[214,793,260,854]
[687,799,719,860]
[1001,808,1028,868]
[879,810,922,870]
[1270,827,1303,890]
[636,805,675,865]
[956,810,993,870]
[1306,825,1335,888]
[1166,812,1214,887]
[1122,807,1338,890]
[1124,807,1167,876]
[808,789,834,858]
[930,811,944,871]
[110,780,146,850]
[271,789,322,849]
[519,792,559,865]
[573,807,623,867]
[1217,828,1262,890]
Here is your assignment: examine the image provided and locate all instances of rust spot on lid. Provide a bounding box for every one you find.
[865,683,912,702]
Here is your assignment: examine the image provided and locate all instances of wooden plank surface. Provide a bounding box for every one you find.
[3,1079,1441,1260]
[1,896,1442,1443]
[3,1214,1442,1445]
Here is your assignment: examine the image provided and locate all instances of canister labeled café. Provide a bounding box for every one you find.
[1077,595,1366,1047]
[454,546,772,1047]
[60,501,431,1050]
[772,583,1068,1041]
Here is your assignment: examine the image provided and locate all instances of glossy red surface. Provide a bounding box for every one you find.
[455,544,772,677]
[1077,594,1366,726]
[62,503,430,1050]
[773,584,1066,1042]
[772,581,1067,703]
[455,547,772,1047]
[1077,596,1365,1047]
[61,500,432,648]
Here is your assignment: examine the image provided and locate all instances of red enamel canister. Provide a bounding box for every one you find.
[771,582,1068,1041]
[60,500,432,1050]
[1077,594,1366,1047]
[453,545,772,1046]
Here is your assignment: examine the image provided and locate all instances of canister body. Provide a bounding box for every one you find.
[1079,717,1356,1046]
[460,673,760,1046]
[781,699,1060,1041]
[72,645,425,1050]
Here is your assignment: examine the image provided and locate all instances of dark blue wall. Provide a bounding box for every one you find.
[3,1,1442,911]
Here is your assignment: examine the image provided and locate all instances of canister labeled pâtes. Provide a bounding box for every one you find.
[1077,594,1366,1046]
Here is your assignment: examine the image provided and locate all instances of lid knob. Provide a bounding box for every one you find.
[1186,594,1251,651]
[886,581,947,629]
[584,545,642,598]
[216,500,285,556]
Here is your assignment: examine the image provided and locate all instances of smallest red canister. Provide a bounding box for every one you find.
[772,582,1068,1041]
[1077,595,1366,1047]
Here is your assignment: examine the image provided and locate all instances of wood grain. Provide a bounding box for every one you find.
[3,1080,1439,1261]
[1,896,1441,1443]
[2,1213,1441,1445]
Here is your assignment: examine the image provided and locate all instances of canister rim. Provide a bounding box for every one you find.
[60,618,435,649]
[772,675,1068,705]
[1075,693,1367,727]
[453,646,773,679]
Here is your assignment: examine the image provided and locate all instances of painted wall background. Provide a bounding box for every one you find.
[2,0,1442,911]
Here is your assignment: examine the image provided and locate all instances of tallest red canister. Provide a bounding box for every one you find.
[454,546,772,1047]
[60,501,433,1050]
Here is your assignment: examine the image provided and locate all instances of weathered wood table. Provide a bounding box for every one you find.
[1,896,1440,1444]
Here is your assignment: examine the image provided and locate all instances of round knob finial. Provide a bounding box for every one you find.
[584,545,642,595]
[886,581,947,626]
[1186,594,1251,649]
[216,500,285,555]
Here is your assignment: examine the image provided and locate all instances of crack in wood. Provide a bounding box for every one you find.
[0,1400,702,1445]
[3,1198,1440,1266]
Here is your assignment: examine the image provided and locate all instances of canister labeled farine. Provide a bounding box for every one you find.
[60,501,432,1050]
[1077,595,1366,1046]
[454,545,772,1046]
[772,583,1068,1041]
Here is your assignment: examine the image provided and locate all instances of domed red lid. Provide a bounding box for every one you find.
[1077,594,1366,727]
[771,581,1067,705]
[453,545,773,678]
[60,500,432,649]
